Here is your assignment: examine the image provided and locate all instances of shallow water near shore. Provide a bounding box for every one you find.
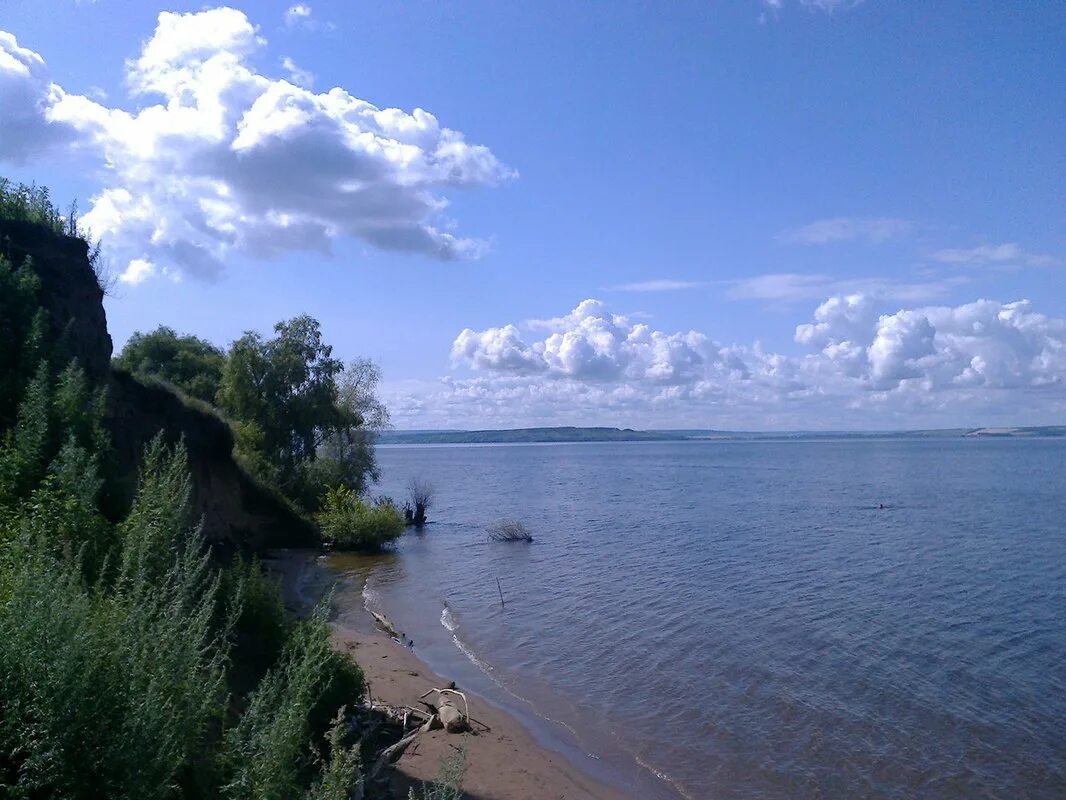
[324,439,1065,799]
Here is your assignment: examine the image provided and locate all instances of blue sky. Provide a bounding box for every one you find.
[1,0,1063,429]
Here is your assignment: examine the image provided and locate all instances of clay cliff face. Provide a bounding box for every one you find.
[1,219,316,552]
[1,220,112,383]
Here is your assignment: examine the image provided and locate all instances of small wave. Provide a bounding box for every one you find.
[440,605,459,633]
[452,633,495,674]
[634,752,697,800]
[360,578,381,613]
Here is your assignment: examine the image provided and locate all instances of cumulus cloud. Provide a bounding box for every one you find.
[453,299,735,385]
[930,243,1059,269]
[0,8,513,281]
[117,258,157,286]
[0,31,74,162]
[779,217,911,245]
[394,295,1066,429]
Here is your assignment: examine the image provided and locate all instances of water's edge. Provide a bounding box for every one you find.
[305,552,686,800]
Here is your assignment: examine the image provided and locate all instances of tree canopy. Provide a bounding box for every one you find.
[114,317,389,513]
[114,326,225,403]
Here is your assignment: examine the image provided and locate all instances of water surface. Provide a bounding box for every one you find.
[325,439,1066,799]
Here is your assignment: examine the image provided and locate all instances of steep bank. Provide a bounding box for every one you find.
[1,218,314,552]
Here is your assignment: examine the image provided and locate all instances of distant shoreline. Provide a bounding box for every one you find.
[379,425,1066,445]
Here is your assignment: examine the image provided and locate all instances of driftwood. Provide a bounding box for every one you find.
[419,688,471,733]
[370,610,401,640]
[354,687,474,792]
[368,728,421,781]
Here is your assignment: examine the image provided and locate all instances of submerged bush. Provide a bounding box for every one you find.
[316,485,405,550]
[487,519,534,543]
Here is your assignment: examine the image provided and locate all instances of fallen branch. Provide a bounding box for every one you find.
[368,729,421,781]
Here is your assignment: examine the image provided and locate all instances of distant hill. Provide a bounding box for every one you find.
[378,425,1066,445]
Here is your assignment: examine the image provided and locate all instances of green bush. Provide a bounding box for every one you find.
[223,606,364,800]
[409,747,467,800]
[316,485,405,550]
[0,444,228,799]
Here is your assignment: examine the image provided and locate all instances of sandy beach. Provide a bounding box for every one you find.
[269,549,630,800]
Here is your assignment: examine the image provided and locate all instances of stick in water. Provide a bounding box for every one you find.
[496,576,505,608]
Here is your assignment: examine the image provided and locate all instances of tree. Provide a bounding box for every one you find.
[115,327,225,404]
[217,316,345,503]
[309,359,391,497]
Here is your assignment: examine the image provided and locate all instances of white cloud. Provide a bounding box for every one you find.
[779,217,911,245]
[760,0,865,22]
[117,258,157,286]
[0,9,514,281]
[727,272,966,304]
[284,4,313,28]
[453,299,735,385]
[0,31,74,162]
[800,0,865,11]
[607,279,706,292]
[280,56,313,88]
[930,243,1059,269]
[392,295,1066,429]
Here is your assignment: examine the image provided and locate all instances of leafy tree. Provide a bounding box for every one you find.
[112,318,389,512]
[309,358,391,497]
[218,316,345,503]
[116,326,226,403]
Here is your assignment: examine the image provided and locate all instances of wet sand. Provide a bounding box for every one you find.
[269,549,630,800]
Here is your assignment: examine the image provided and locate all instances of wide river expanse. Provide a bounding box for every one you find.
[320,439,1065,799]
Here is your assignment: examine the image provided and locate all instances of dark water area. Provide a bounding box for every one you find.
[325,439,1066,799]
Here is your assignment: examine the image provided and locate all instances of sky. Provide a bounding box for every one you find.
[1,0,1063,430]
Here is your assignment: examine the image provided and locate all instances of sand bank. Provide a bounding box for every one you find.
[269,549,631,800]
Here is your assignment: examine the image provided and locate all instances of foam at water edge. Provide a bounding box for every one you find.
[358,576,683,798]
[634,752,695,800]
[434,606,687,798]
[360,576,381,613]
[440,605,459,633]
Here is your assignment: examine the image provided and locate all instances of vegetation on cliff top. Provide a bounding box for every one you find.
[0,177,410,798]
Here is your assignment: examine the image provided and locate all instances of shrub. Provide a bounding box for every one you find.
[404,477,434,526]
[223,606,364,800]
[408,747,467,800]
[487,519,534,543]
[0,443,228,799]
[225,556,292,691]
[317,485,405,550]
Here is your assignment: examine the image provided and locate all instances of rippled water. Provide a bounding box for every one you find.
[324,439,1066,799]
